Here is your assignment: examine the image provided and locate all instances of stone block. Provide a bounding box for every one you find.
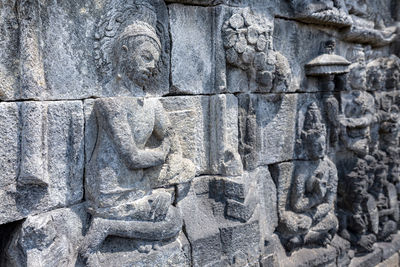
[376,232,400,261]
[88,232,191,267]
[226,197,257,223]
[0,103,20,189]
[281,245,337,267]
[238,93,298,169]
[219,220,261,265]
[210,94,243,176]
[178,193,223,267]
[0,101,84,224]
[224,178,247,201]
[0,1,19,100]
[376,252,399,267]
[257,166,278,236]
[5,203,87,267]
[169,4,216,95]
[349,248,383,267]
[273,18,354,93]
[160,96,210,175]
[169,5,229,95]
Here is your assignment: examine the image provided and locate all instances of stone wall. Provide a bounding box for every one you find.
[0,0,399,266]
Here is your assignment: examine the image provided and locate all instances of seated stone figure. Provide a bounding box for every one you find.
[338,159,379,253]
[369,163,398,241]
[279,103,338,250]
[80,21,194,261]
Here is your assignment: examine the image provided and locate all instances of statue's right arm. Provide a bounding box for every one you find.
[95,100,164,169]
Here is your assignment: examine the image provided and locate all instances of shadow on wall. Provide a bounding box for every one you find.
[0,219,23,267]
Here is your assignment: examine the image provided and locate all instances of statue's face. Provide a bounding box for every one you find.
[351,180,367,201]
[349,64,366,90]
[118,36,160,87]
[308,135,326,159]
[129,39,160,86]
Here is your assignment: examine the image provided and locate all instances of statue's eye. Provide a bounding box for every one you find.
[141,51,153,62]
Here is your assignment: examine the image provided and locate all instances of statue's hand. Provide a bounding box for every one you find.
[358,234,376,252]
[313,203,331,221]
[148,192,171,222]
[129,149,165,169]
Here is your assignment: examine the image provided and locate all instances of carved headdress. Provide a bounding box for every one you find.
[93,0,167,82]
[116,21,161,49]
[301,102,326,142]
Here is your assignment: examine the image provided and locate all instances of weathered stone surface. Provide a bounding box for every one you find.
[238,93,297,169]
[85,232,190,267]
[5,203,87,267]
[376,232,400,261]
[1,0,400,266]
[349,248,383,267]
[178,174,262,266]
[161,96,210,175]
[281,245,337,267]
[210,94,243,176]
[376,252,399,267]
[169,4,216,95]
[0,0,19,100]
[0,101,84,225]
[273,18,355,93]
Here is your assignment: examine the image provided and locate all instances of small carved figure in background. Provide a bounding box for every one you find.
[279,103,338,251]
[340,46,375,157]
[338,159,379,253]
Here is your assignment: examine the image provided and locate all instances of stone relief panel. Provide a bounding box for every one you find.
[169,4,217,95]
[288,0,353,27]
[272,103,339,251]
[80,5,195,264]
[1,0,400,266]
[238,93,297,170]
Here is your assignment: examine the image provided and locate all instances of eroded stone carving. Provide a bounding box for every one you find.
[290,0,353,27]
[81,12,194,264]
[94,0,170,96]
[2,0,400,266]
[341,0,398,47]
[337,158,379,253]
[18,0,47,99]
[276,103,338,251]
[178,171,264,266]
[222,10,291,93]
[305,40,350,147]
[339,46,375,157]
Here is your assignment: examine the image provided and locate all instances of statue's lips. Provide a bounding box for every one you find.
[130,69,152,83]
[138,69,152,79]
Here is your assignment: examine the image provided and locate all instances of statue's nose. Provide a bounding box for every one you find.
[148,60,156,71]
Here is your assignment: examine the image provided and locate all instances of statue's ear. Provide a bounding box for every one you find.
[122,45,128,52]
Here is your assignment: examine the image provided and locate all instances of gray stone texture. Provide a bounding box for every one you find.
[1,0,400,266]
[5,203,87,267]
[0,101,84,225]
